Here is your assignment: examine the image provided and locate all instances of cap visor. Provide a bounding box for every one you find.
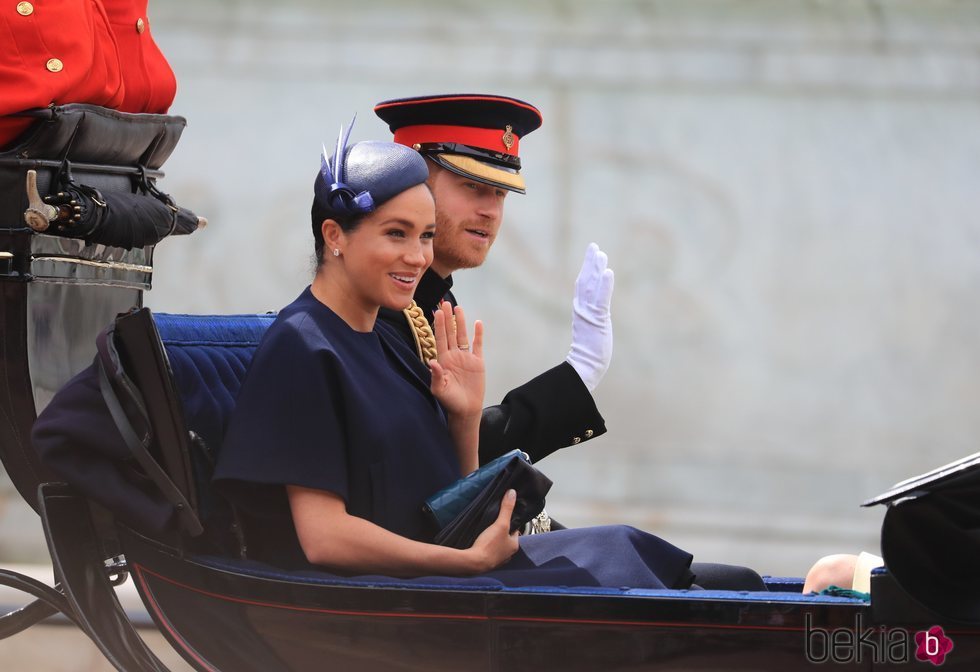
[436,153,526,194]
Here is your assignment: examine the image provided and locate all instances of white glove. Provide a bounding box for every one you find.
[565,243,614,392]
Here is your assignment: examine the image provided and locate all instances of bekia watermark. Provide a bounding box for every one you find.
[805,613,954,665]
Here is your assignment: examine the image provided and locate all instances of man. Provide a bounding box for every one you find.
[374,94,613,466]
[372,96,771,591]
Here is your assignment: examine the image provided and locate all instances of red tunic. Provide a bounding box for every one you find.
[0,0,176,148]
[101,0,176,113]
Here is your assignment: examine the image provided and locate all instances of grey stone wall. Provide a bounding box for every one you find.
[3,0,980,576]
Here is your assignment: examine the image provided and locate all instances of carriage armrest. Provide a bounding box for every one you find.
[98,308,203,537]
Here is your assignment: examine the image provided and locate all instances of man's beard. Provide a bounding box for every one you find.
[433,211,494,274]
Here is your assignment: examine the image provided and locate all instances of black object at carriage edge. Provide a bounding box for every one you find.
[865,452,980,624]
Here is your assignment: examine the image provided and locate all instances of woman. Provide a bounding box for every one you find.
[213,128,695,589]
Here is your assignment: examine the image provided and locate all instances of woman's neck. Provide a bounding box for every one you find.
[310,271,378,333]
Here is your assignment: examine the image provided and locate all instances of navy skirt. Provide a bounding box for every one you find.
[483,525,694,590]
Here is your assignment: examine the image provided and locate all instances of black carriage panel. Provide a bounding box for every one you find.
[0,105,194,511]
[39,483,170,672]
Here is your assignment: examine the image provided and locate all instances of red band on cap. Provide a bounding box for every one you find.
[393,125,520,156]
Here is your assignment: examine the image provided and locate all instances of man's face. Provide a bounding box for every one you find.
[426,165,508,277]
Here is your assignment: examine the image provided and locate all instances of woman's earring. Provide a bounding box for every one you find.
[333,249,340,257]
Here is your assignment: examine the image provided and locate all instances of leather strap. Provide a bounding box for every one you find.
[95,328,203,537]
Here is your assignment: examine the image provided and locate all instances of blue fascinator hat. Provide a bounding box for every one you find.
[312,116,430,247]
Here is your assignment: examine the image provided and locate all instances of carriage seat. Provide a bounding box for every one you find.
[154,312,275,454]
[152,312,275,538]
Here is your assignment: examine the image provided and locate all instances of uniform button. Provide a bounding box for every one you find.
[16,1,33,15]
[136,17,145,33]
[572,436,581,445]
[46,58,63,73]
[584,429,594,439]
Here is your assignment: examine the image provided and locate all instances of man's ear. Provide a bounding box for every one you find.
[321,219,344,254]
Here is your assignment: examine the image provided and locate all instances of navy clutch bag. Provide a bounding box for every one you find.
[423,450,553,550]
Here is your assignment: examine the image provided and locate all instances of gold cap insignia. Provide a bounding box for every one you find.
[502,125,515,150]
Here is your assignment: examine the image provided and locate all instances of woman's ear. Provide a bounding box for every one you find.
[321,219,344,255]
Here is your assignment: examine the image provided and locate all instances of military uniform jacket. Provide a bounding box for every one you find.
[378,268,606,466]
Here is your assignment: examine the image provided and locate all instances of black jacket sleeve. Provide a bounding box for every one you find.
[478,362,606,465]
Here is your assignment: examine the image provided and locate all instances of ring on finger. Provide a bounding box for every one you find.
[458,342,470,351]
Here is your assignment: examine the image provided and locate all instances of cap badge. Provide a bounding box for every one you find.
[502,125,515,150]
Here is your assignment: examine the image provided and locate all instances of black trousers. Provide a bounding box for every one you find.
[688,562,768,591]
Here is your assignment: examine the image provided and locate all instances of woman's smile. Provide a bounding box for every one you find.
[389,271,421,289]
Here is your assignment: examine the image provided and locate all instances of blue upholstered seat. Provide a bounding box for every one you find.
[152,313,275,536]
[154,313,276,453]
[193,555,860,603]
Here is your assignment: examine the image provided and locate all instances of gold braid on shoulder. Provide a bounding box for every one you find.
[403,300,437,364]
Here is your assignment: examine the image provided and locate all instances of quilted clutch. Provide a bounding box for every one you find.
[423,450,553,550]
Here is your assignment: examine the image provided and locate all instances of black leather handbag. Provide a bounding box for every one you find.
[423,450,553,550]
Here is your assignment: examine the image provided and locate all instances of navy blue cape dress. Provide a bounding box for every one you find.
[213,288,694,589]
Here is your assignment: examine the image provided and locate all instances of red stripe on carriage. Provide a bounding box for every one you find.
[134,564,487,622]
[134,566,221,672]
[131,563,871,635]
